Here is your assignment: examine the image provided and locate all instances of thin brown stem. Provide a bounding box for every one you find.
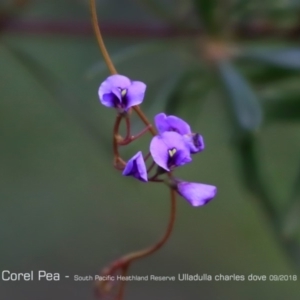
[125,189,176,262]
[104,188,176,276]
[133,106,157,136]
[90,3,176,299]
[90,0,157,138]
[116,265,129,300]
[147,161,156,173]
[144,152,151,161]
[113,115,126,167]
[149,178,164,183]
[89,0,117,75]
[119,124,153,145]
[124,116,130,140]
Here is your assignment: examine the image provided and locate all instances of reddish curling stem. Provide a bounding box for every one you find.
[89,0,117,75]
[101,187,176,274]
[113,115,126,168]
[116,265,129,300]
[90,1,176,299]
[144,152,151,161]
[147,161,156,173]
[124,116,130,140]
[118,124,152,146]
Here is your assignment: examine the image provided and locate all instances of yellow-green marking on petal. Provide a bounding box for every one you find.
[121,89,127,97]
[168,148,177,157]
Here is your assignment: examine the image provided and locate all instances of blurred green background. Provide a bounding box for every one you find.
[1,0,300,299]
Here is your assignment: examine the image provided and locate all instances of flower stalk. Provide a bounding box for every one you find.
[89,0,177,298]
[89,0,117,75]
[90,1,217,299]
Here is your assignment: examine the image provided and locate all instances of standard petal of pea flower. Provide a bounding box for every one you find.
[98,74,146,112]
[154,113,191,135]
[150,131,192,172]
[154,113,205,154]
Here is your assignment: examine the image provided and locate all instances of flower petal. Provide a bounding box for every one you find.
[150,132,191,171]
[100,86,122,107]
[150,135,169,171]
[165,115,191,135]
[154,113,191,135]
[177,182,217,207]
[173,149,192,167]
[100,92,119,107]
[125,81,147,109]
[154,113,169,133]
[99,75,131,95]
[184,133,205,154]
[98,75,131,107]
[122,151,148,182]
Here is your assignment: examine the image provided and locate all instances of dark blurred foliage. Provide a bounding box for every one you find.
[1,0,300,299]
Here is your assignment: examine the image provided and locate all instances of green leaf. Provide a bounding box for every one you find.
[217,60,263,131]
[192,0,217,33]
[235,133,278,224]
[85,42,168,79]
[283,200,300,240]
[163,68,212,117]
[163,71,191,116]
[282,163,300,239]
[235,133,260,192]
[264,94,300,122]
[242,48,300,70]
[134,0,185,28]
[153,70,184,113]
[4,43,111,153]
[243,65,299,85]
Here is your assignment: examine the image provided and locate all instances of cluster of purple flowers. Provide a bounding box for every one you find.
[98,75,217,207]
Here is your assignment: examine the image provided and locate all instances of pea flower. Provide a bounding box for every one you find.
[150,131,192,171]
[154,113,204,154]
[176,181,217,207]
[122,151,148,182]
[98,75,146,112]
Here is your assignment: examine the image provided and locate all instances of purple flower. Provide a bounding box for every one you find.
[98,75,146,112]
[122,151,148,182]
[150,131,192,171]
[155,113,191,135]
[186,133,205,154]
[176,181,217,207]
[154,113,205,154]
